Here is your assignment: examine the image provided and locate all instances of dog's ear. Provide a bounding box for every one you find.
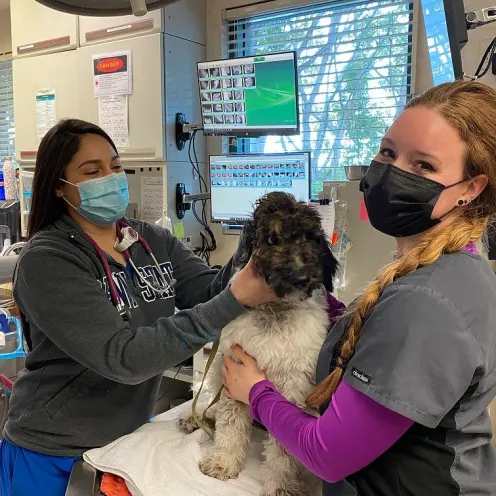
[319,234,339,293]
[234,220,255,267]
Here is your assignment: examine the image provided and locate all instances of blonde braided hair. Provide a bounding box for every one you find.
[307,80,496,409]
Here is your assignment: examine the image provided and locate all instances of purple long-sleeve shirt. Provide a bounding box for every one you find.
[249,380,413,483]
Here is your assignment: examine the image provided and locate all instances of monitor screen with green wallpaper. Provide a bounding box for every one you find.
[197,51,299,137]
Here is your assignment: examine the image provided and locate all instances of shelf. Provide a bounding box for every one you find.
[163,366,193,384]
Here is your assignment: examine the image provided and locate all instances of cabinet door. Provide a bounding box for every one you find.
[77,33,165,162]
[13,50,80,162]
[10,0,77,58]
[79,10,164,47]
[164,0,206,46]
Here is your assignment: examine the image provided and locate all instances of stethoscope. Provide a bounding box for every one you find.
[85,220,176,320]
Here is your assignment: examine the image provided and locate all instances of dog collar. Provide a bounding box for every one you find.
[261,301,295,313]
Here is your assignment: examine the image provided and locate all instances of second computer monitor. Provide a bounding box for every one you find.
[209,152,310,223]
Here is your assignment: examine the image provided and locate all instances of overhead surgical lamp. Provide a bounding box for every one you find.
[34,0,181,17]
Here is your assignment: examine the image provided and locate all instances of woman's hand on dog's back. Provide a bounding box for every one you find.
[230,258,277,308]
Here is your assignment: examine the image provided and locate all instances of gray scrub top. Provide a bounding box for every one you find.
[317,250,496,496]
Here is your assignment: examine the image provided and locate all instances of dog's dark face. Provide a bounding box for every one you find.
[238,192,338,298]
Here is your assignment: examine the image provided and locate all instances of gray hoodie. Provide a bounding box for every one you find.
[4,215,244,456]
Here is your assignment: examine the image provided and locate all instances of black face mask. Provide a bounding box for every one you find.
[359,160,464,238]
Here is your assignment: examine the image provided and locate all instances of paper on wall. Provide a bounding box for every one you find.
[141,177,164,221]
[173,222,185,239]
[98,95,129,148]
[359,196,369,221]
[312,202,335,242]
[93,50,132,98]
[36,90,56,140]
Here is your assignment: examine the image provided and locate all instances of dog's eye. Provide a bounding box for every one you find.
[268,234,278,246]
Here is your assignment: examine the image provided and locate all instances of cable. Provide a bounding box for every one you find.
[192,133,208,228]
[187,131,217,264]
[194,131,216,256]
[191,200,216,265]
[477,38,496,77]
[0,388,9,434]
[467,37,496,79]
[188,131,208,192]
[155,364,184,406]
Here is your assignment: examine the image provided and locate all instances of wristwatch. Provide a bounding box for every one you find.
[114,226,139,252]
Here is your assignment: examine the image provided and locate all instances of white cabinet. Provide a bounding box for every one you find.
[164,0,206,46]
[10,0,77,58]
[79,0,206,47]
[77,33,166,162]
[79,10,164,47]
[12,50,80,163]
[14,34,166,163]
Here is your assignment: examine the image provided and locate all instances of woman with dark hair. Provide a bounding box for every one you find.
[0,119,276,496]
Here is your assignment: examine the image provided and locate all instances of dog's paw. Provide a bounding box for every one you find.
[261,489,309,496]
[178,416,199,434]
[199,454,241,481]
[261,481,309,496]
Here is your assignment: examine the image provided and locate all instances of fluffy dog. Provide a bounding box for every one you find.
[180,192,338,496]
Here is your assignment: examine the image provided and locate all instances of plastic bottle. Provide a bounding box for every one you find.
[0,170,5,201]
[3,158,16,200]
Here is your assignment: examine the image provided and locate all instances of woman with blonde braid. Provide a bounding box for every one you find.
[221,81,496,496]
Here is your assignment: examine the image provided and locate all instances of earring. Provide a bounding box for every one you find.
[458,199,470,206]
[457,199,464,206]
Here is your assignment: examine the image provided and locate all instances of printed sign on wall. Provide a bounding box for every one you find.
[35,89,56,140]
[93,51,132,98]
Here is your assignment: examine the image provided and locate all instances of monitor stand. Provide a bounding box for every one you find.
[221,223,243,235]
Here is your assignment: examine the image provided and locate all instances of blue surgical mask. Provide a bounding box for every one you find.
[61,172,129,226]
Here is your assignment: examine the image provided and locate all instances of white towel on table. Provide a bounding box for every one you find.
[84,400,321,496]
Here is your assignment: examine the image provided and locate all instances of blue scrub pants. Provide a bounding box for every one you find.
[0,439,80,496]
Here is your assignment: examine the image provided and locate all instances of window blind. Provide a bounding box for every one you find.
[0,57,14,166]
[224,0,414,195]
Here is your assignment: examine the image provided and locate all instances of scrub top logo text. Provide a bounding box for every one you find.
[98,261,174,309]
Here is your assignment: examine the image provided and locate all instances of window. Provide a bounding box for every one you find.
[224,0,414,197]
[0,57,15,166]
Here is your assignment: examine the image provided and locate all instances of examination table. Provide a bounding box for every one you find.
[65,399,321,496]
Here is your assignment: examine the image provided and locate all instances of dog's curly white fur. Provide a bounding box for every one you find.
[179,192,338,496]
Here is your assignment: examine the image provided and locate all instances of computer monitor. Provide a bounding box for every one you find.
[421,0,468,84]
[209,152,310,223]
[197,51,299,137]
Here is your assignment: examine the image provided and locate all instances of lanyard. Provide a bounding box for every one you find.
[84,220,175,318]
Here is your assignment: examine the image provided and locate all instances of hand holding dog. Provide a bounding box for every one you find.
[230,258,277,308]
[222,345,267,405]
